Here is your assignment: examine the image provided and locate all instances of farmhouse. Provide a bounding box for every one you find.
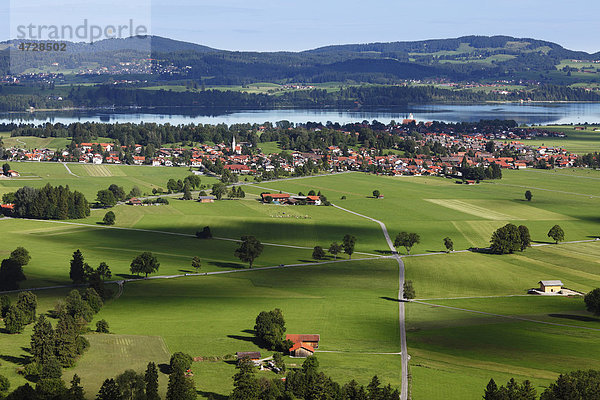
[289,342,315,358]
[198,196,216,203]
[129,198,143,206]
[7,170,19,177]
[261,193,290,204]
[538,280,563,293]
[286,334,320,349]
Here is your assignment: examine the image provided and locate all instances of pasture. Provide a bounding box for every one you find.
[517,125,600,153]
[0,162,214,199]
[1,166,600,399]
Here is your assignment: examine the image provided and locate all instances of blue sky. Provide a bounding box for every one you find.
[3,0,599,53]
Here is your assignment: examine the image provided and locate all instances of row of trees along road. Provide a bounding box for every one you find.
[312,235,357,261]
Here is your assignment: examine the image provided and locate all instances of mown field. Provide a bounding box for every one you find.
[0,162,215,200]
[1,166,600,399]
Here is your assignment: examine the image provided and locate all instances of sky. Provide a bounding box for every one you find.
[3,0,600,53]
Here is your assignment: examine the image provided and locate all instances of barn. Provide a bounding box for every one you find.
[289,342,315,358]
[539,280,563,293]
[286,334,320,349]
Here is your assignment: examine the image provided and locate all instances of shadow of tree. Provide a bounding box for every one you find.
[548,314,600,323]
[197,390,229,400]
[213,262,246,270]
[226,335,262,347]
[158,363,171,375]
[0,353,31,366]
[380,296,405,303]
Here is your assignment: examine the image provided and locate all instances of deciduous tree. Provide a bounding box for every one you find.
[342,234,357,259]
[130,252,160,277]
[394,232,420,255]
[312,246,325,260]
[328,243,343,260]
[103,211,116,225]
[548,225,565,244]
[443,237,454,253]
[235,236,264,268]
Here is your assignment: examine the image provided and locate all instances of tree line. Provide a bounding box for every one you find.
[483,369,600,399]
[2,184,90,220]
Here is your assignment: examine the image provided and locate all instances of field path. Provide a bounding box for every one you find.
[4,217,381,257]
[62,163,79,177]
[332,204,409,400]
[0,256,392,295]
[410,300,600,332]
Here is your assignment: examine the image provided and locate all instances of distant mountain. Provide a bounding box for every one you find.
[0,35,219,54]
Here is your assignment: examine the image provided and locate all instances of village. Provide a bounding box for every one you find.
[0,122,583,180]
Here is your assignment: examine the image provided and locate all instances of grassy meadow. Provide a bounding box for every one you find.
[511,125,600,153]
[1,165,600,399]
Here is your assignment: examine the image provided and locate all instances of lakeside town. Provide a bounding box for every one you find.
[0,119,591,179]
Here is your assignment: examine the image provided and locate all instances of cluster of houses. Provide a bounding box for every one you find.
[260,193,322,205]
[0,125,589,176]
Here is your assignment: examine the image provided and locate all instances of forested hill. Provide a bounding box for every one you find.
[2,35,600,86]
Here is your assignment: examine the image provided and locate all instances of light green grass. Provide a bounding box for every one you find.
[511,125,600,153]
[1,168,600,399]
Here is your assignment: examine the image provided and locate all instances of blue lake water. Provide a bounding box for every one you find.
[2,103,600,125]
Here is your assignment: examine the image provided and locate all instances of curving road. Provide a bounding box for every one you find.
[332,205,409,400]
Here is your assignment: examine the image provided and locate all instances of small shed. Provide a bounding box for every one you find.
[539,280,563,293]
[289,342,315,358]
[236,352,261,361]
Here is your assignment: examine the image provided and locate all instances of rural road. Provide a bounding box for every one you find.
[332,204,409,400]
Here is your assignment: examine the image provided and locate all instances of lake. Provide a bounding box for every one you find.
[2,103,600,125]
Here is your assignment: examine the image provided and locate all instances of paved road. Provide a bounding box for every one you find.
[332,204,409,400]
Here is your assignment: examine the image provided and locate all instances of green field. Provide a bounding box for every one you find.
[0,162,215,200]
[511,125,600,153]
[1,165,600,399]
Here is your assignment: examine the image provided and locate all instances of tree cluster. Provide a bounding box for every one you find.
[8,184,89,220]
[2,291,37,334]
[490,224,531,254]
[231,356,399,400]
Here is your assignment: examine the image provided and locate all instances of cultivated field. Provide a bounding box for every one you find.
[1,165,600,399]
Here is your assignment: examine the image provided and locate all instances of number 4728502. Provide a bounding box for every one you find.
[18,42,67,51]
